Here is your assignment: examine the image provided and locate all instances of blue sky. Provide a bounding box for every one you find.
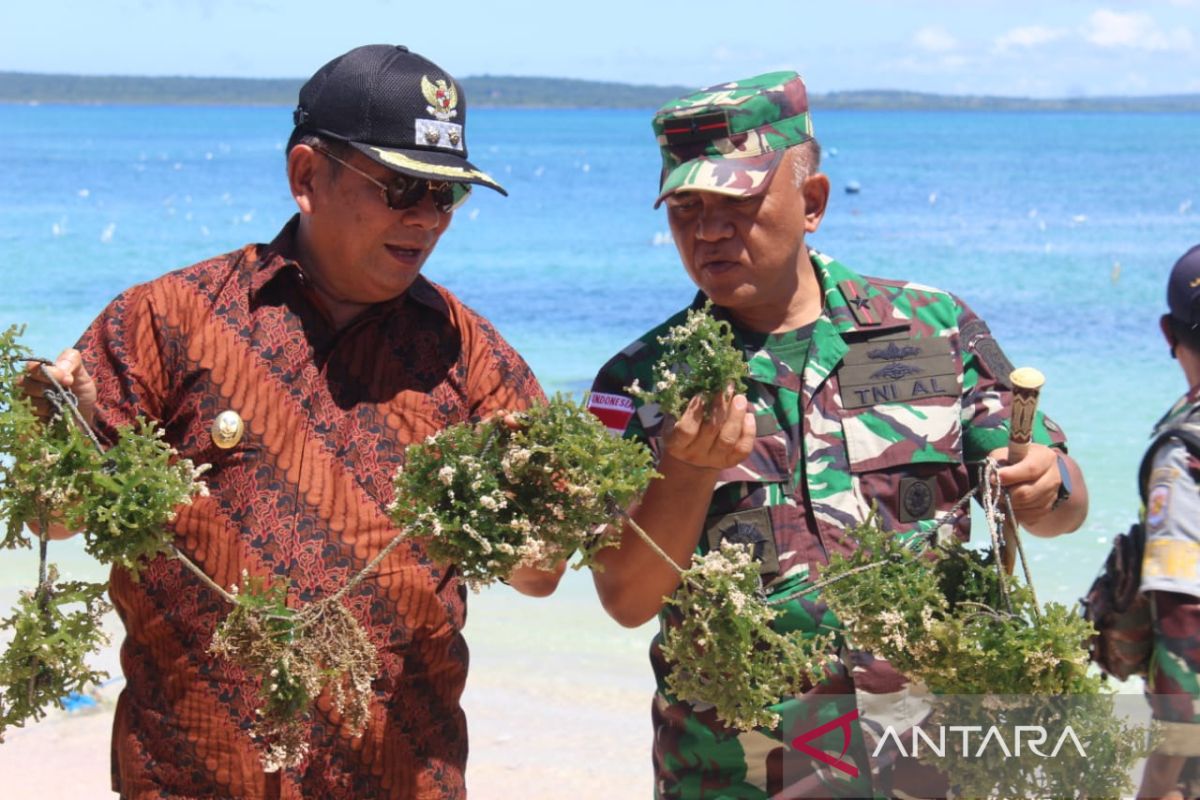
[3,0,1198,97]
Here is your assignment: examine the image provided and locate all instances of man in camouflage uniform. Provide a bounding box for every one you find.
[587,72,1089,798]
[1137,244,1200,800]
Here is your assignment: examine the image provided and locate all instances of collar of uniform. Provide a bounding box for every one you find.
[689,252,911,336]
[810,251,909,334]
[684,292,804,392]
[1156,385,1200,433]
[247,214,453,322]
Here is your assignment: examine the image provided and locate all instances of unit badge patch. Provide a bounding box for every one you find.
[704,507,780,575]
[899,476,936,522]
[1147,484,1171,530]
[417,76,465,150]
[421,76,458,120]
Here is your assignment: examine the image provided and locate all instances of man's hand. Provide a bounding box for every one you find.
[19,349,96,541]
[22,348,97,427]
[989,443,1088,537]
[662,391,756,472]
[592,391,756,627]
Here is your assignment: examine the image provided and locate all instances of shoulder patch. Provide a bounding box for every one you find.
[961,319,1015,388]
[1147,483,1171,531]
[620,340,646,359]
[1150,466,1181,486]
[586,392,635,435]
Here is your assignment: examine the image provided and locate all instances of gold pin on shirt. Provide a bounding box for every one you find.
[211,410,245,449]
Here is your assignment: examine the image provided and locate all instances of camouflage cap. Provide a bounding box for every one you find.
[652,71,814,207]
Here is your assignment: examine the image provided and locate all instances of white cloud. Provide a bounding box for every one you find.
[1082,9,1194,51]
[913,26,959,53]
[994,25,1068,53]
[887,53,971,77]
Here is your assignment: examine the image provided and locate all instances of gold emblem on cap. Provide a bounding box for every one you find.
[211,410,245,450]
[423,127,442,145]
[421,76,458,121]
[447,129,461,147]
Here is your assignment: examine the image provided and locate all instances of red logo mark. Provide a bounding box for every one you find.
[790,708,861,778]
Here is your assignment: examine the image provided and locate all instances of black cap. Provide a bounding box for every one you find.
[293,44,506,195]
[1168,244,1200,327]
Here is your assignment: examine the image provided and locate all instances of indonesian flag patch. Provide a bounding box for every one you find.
[587,392,636,435]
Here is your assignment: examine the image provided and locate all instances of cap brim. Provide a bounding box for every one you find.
[353,143,507,196]
[654,150,784,208]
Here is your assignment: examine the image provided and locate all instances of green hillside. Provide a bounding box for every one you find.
[1,71,1198,112]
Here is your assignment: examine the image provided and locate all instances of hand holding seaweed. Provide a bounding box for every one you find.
[626,301,748,418]
[0,324,207,739]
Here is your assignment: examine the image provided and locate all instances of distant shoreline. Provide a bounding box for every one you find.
[2,72,1199,112]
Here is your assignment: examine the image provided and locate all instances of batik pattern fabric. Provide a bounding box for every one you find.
[590,250,1066,798]
[81,217,542,799]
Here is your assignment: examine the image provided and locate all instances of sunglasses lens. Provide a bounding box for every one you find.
[383,176,470,213]
[428,183,465,213]
[448,183,471,211]
[385,176,427,210]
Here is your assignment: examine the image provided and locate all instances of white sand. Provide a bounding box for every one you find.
[0,570,657,798]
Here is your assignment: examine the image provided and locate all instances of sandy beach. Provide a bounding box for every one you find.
[0,570,656,798]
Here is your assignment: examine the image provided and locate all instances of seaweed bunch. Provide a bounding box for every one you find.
[626,301,748,417]
[208,573,378,771]
[819,518,1146,798]
[391,394,657,589]
[0,324,208,735]
[660,542,836,731]
[821,519,1099,696]
[0,566,111,740]
[75,419,210,577]
[0,325,208,576]
[0,325,96,551]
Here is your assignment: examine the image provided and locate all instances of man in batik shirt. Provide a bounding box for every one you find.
[25,45,562,799]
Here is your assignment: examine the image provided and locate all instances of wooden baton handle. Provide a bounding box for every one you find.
[1000,367,1045,574]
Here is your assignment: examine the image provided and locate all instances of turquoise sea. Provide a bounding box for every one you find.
[0,102,1198,615]
[0,103,1198,796]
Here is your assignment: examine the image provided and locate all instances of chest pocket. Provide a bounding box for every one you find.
[837,335,964,473]
[712,422,792,500]
[702,423,794,575]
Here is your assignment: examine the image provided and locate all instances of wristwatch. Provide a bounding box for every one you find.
[1051,453,1072,510]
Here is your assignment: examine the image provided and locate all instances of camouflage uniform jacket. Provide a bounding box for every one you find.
[1140,389,1200,750]
[590,250,1066,798]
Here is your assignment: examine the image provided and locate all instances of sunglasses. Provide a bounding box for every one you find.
[315,147,469,214]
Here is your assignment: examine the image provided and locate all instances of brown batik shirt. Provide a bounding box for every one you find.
[78,217,543,799]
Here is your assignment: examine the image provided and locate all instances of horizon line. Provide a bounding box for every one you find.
[2,70,1199,103]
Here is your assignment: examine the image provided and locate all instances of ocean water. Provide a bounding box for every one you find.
[0,102,1198,616]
